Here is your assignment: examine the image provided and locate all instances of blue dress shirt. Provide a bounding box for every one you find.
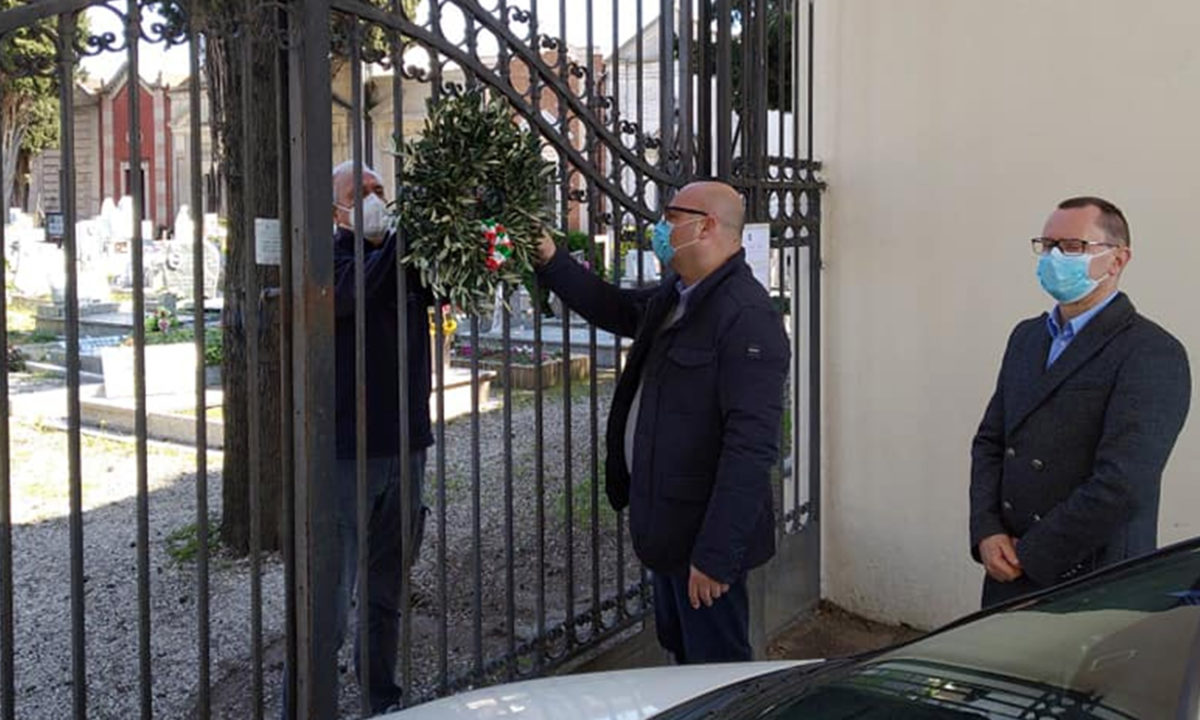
[1045,291,1118,368]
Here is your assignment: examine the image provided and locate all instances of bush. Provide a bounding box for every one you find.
[127,324,223,366]
[6,347,25,372]
[565,229,607,281]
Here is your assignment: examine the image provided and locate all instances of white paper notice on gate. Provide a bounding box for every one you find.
[255,217,281,266]
[742,223,771,290]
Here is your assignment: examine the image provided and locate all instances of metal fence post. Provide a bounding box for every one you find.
[287,0,338,715]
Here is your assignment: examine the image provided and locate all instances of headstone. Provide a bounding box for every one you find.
[100,197,117,231]
[157,238,222,300]
[114,196,134,240]
[486,283,505,334]
[203,213,225,245]
[174,204,195,242]
[75,219,103,263]
[623,248,659,285]
[46,258,110,305]
[510,286,533,329]
[78,266,111,305]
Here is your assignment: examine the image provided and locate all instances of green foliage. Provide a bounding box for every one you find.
[6,346,25,372]
[129,315,223,366]
[395,88,556,315]
[0,1,61,202]
[564,229,606,281]
[144,308,182,335]
[204,328,222,367]
[20,94,59,155]
[165,518,222,564]
[24,330,59,344]
[685,0,794,113]
[618,224,652,257]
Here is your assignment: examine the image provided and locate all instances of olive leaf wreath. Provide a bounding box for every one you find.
[392,87,558,315]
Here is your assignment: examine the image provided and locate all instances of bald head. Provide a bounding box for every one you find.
[673,181,746,240]
[661,180,747,285]
[331,160,386,231]
[331,160,383,207]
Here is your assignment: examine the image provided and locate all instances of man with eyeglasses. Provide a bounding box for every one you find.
[970,196,1190,608]
[535,181,789,662]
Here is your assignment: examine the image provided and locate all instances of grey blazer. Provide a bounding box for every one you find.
[970,293,1190,605]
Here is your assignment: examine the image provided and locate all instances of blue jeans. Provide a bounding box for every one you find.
[282,450,427,718]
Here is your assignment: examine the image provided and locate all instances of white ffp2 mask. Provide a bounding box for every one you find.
[339,193,390,239]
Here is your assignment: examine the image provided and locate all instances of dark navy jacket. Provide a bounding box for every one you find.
[538,247,789,583]
[333,227,434,459]
[971,293,1190,605]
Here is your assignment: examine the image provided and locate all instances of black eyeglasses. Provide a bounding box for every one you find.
[1031,237,1118,257]
[664,205,708,217]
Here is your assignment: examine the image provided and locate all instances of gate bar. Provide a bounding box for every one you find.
[585,0,601,648]
[495,0,518,682]
[239,5,265,715]
[608,0,628,626]
[124,1,155,714]
[0,76,13,720]
[716,0,731,177]
[556,0,577,661]
[188,12,212,717]
[528,0,547,673]
[678,0,693,176]
[287,0,339,711]
[806,0,821,530]
[349,18,371,719]
[274,4,297,713]
[390,0,416,700]
[58,11,88,718]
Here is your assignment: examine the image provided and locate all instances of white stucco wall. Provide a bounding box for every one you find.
[817,0,1200,629]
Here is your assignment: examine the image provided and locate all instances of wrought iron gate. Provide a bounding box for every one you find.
[0,0,822,717]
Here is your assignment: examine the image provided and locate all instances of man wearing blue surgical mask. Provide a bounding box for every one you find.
[970,196,1190,608]
[535,181,789,663]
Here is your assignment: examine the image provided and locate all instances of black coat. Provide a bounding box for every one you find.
[970,293,1190,604]
[538,248,789,583]
[333,228,434,459]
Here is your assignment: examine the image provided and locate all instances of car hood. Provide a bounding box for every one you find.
[382,661,807,720]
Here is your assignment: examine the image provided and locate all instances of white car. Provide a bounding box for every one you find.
[385,536,1200,719]
[387,661,807,720]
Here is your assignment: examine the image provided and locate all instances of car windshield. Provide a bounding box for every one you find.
[664,542,1200,720]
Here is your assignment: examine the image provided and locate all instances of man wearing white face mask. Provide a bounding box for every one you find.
[970,196,1190,608]
[283,161,433,715]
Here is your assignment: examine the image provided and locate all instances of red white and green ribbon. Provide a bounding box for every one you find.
[482,219,514,272]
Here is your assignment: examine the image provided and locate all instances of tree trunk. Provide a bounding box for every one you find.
[1,119,28,211]
[209,29,284,555]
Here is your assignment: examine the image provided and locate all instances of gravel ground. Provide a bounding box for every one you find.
[4,370,644,719]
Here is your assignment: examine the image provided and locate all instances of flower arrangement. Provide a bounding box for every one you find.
[393,88,556,316]
[145,308,181,335]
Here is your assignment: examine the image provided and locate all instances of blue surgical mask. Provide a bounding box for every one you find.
[1037,247,1110,303]
[651,218,703,268]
